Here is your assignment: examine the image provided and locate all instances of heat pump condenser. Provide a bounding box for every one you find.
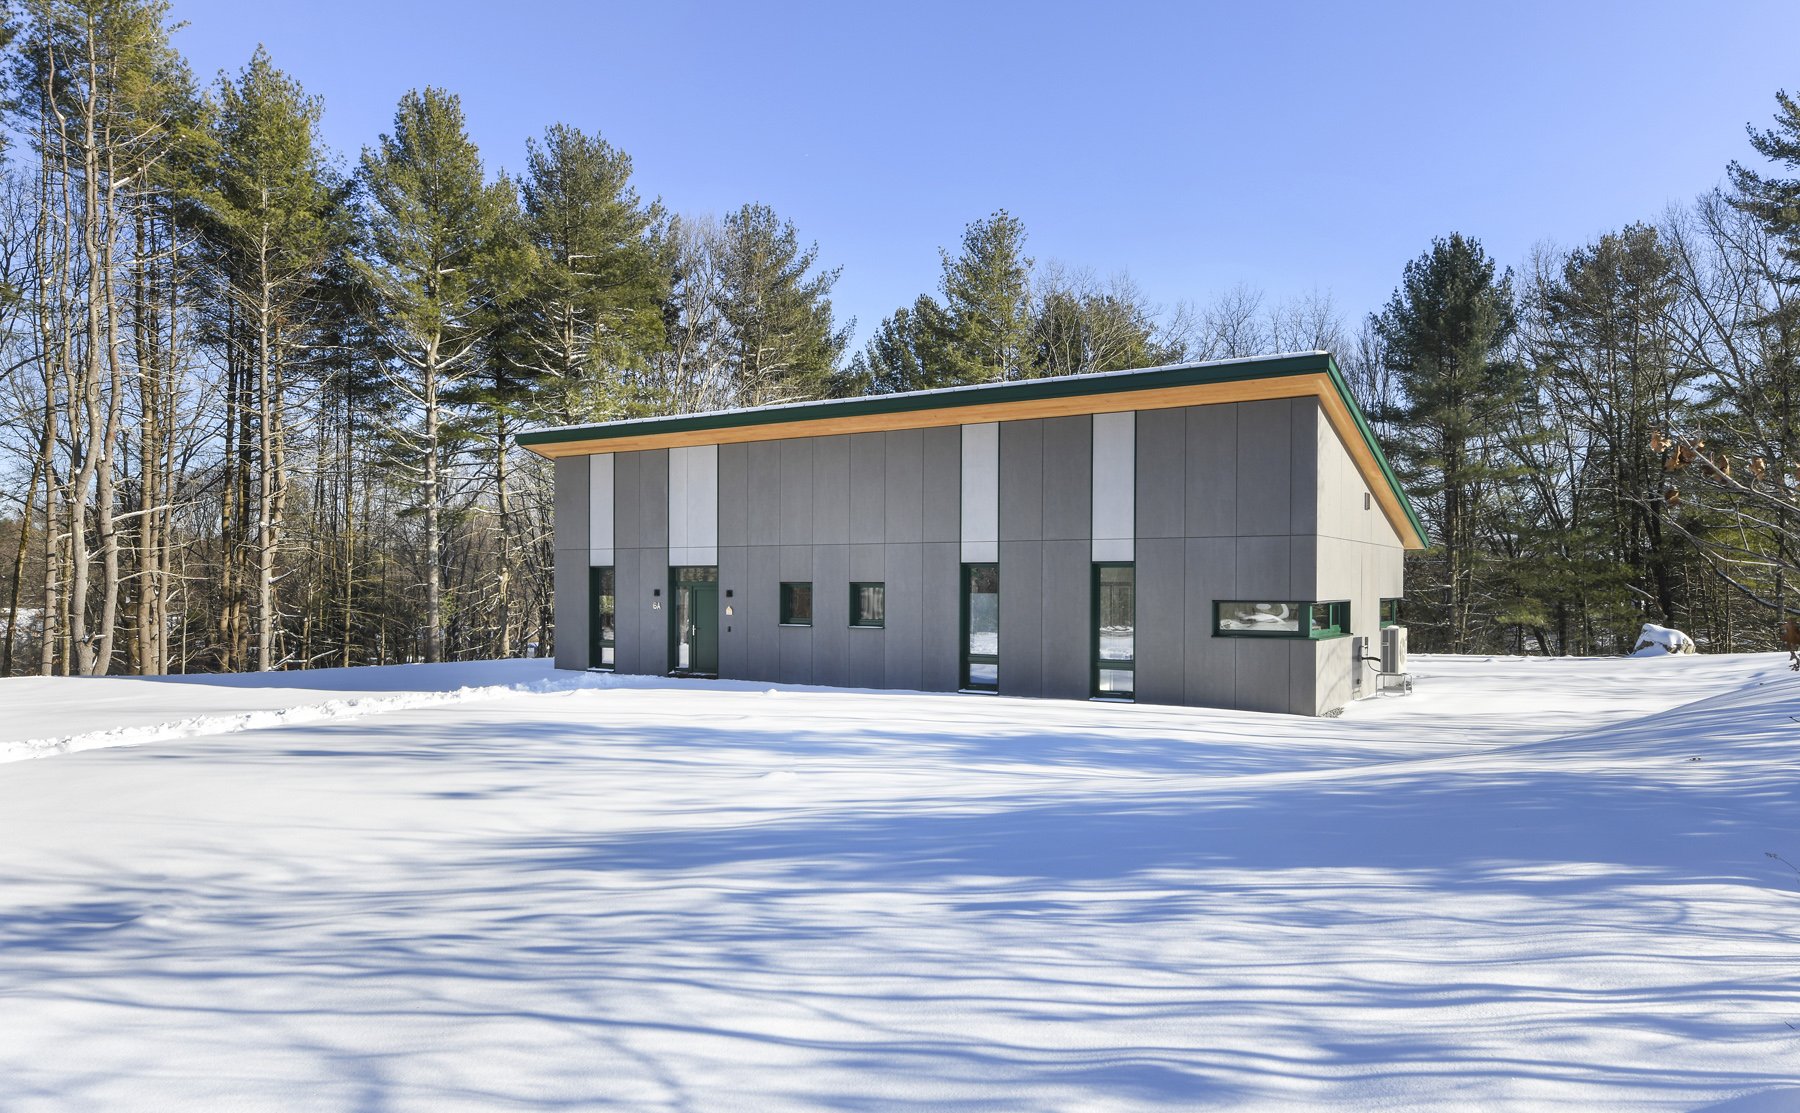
[1381,625,1408,675]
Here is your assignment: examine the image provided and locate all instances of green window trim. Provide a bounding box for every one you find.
[780,581,813,626]
[961,563,999,692]
[1213,599,1352,640]
[1380,597,1403,628]
[589,565,616,670]
[1308,601,1350,639]
[1092,562,1136,699]
[850,582,886,628]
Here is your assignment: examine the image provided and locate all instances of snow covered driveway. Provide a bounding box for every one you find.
[1,655,1797,1111]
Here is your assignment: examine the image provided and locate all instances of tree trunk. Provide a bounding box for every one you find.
[495,414,512,658]
[424,338,443,664]
[4,448,44,677]
[256,218,276,670]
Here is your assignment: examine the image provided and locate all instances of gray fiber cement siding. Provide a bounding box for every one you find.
[552,455,589,671]
[1040,539,1091,699]
[920,541,962,691]
[998,539,1045,696]
[613,449,669,677]
[555,394,1399,716]
[1132,536,1185,705]
[1129,397,1366,714]
[707,429,956,693]
[997,418,1094,701]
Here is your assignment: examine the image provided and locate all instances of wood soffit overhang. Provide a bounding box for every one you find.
[519,355,1427,550]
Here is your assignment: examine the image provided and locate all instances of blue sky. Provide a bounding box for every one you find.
[168,0,1800,349]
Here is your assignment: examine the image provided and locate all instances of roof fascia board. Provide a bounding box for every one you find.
[517,352,1332,449]
[519,351,1428,550]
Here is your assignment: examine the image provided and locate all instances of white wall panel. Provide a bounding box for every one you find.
[1092,410,1135,560]
[668,444,718,566]
[960,422,998,562]
[666,446,686,556]
[588,453,614,566]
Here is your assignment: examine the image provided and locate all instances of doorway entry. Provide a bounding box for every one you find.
[669,566,719,675]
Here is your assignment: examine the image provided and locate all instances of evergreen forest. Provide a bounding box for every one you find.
[3,0,1799,675]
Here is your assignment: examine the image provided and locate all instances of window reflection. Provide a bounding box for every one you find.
[963,564,998,691]
[851,583,885,628]
[1094,564,1134,698]
[780,582,813,626]
[1216,601,1302,634]
[1096,565,1134,662]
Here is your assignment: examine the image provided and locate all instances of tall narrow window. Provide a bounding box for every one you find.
[1093,563,1135,698]
[962,563,999,691]
[850,582,886,628]
[589,566,616,669]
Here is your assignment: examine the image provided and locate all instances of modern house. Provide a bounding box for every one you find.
[518,351,1423,716]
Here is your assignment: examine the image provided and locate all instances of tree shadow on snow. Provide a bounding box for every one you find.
[4,679,1798,1110]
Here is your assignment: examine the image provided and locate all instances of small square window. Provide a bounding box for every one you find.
[780,582,813,626]
[1380,598,1402,628]
[850,582,885,628]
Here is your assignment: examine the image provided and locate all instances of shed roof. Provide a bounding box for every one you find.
[517,351,1426,549]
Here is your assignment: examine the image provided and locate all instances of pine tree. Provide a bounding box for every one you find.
[199,47,339,670]
[857,210,1033,393]
[1372,233,1521,652]
[352,87,516,663]
[851,296,946,394]
[1683,94,1800,629]
[8,0,195,675]
[1530,225,1692,639]
[307,245,396,668]
[938,209,1033,384]
[714,202,848,406]
[519,123,665,423]
[1729,89,1800,271]
[1723,94,1800,461]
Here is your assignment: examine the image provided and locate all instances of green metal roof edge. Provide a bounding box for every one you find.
[515,352,1330,447]
[517,350,1426,546]
[1319,354,1427,546]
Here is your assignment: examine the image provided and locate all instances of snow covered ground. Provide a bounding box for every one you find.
[0,658,583,761]
[1,653,1797,1111]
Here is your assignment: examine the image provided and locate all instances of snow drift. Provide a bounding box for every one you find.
[0,653,1796,1111]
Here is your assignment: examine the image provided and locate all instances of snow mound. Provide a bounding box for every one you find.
[0,667,623,763]
[1630,622,1696,656]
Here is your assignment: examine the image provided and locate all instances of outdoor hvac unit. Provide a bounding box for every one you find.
[1381,625,1408,676]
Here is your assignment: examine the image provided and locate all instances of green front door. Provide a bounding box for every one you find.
[670,566,720,675]
[689,583,719,674]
